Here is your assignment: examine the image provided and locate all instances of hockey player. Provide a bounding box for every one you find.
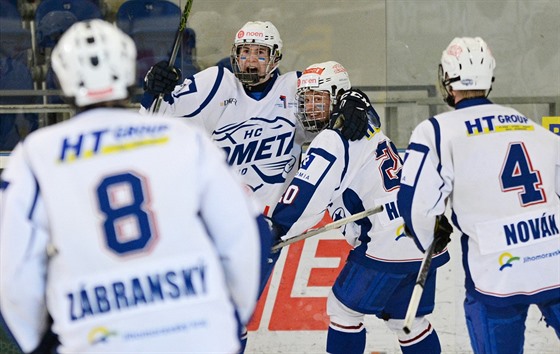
[0,19,268,354]
[271,61,450,354]
[141,21,368,351]
[397,37,560,354]
[141,21,367,217]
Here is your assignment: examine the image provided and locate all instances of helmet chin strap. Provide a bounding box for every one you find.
[241,72,261,85]
[444,86,456,107]
[243,66,278,88]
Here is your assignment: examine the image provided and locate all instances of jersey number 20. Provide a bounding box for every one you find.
[96,172,156,255]
[500,142,546,206]
[376,140,402,192]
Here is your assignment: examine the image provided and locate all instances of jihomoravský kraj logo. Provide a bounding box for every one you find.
[395,224,407,241]
[498,252,520,271]
[88,326,117,345]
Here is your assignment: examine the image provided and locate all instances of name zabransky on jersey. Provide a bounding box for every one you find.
[67,263,208,322]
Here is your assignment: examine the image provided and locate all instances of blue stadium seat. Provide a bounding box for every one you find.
[0,19,32,61]
[0,0,31,61]
[116,0,199,88]
[35,10,79,103]
[116,0,180,35]
[35,0,102,24]
[0,56,39,151]
[36,10,78,49]
[0,0,20,19]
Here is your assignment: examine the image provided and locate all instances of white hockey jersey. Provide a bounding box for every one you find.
[272,125,449,273]
[0,108,262,353]
[398,97,560,306]
[141,67,313,215]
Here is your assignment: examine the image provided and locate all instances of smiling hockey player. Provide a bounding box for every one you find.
[272,61,450,354]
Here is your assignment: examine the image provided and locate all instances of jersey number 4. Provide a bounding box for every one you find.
[96,172,157,255]
[500,142,547,206]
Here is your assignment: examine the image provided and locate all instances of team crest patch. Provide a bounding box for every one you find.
[295,151,333,185]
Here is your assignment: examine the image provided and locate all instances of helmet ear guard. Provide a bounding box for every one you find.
[438,64,458,107]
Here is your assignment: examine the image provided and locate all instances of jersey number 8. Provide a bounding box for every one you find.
[96,172,157,255]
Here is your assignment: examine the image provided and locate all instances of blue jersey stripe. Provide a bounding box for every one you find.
[182,66,225,118]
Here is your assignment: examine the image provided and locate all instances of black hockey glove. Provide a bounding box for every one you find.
[329,88,371,141]
[432,214,453,254]
[265,216,287,253]
[264,217,282,242]
[143,61,182,95]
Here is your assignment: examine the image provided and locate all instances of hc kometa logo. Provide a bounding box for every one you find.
[498,252,520,271]
[213,116,296,186]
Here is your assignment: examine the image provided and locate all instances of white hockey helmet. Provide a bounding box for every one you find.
[439,37,495,104]
[51,19,137,107]
[296,61,351,133]
[230,21,283,86]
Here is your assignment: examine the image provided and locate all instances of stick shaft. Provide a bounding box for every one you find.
[152,0,194,114]
[402,240,436,334]
[271,206,383,252]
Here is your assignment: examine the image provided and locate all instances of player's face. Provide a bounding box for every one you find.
[303,90,330,121]
[237,44,271,77]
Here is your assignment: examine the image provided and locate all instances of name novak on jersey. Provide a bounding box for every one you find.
[505,213,559,246]
[67,263,207,322]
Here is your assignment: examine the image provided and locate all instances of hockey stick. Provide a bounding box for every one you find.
[271,205,383,252]
[151,0,194,114]
[402,239,437,334]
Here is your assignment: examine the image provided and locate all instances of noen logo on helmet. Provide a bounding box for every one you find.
[298,77,319,88]
[238,30,264,39]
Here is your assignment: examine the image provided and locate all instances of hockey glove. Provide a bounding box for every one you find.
[329,88,370,141]
[143,61,182,95]
[432,214,453,254]
[266,217,286,253]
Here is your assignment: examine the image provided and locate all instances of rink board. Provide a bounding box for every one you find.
[245,228,559,354]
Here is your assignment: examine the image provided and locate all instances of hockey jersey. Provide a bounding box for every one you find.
[141,67,312,214]
[0,108,262,353]
[398,97,560,306]
[272,125,449,273]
